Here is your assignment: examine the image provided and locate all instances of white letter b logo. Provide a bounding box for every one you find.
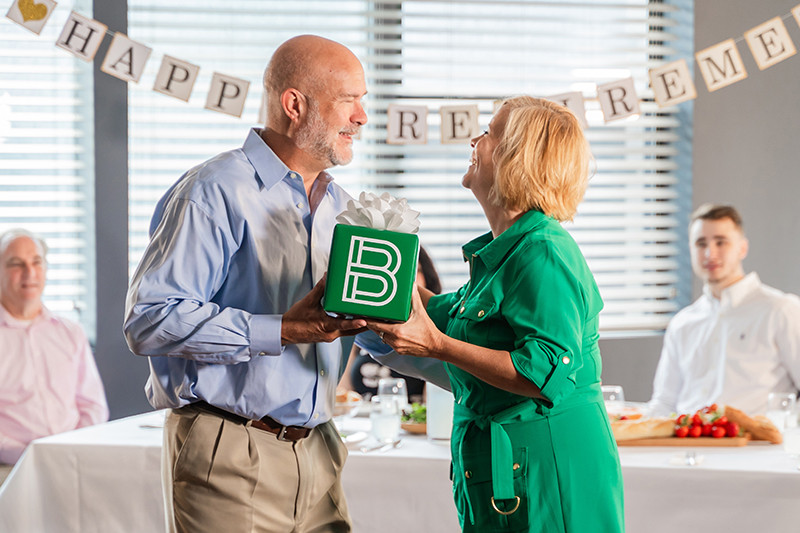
[342,236,400,306]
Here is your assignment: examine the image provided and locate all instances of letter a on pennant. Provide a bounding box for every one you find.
[596,77,640,123]
[5,0,57,35]
[387,104,428,145]
[101,33,152,83]
[154,55,200,102]
[648,59,697,108]
[744,16,797,71]
[56,11,107,61]
[695,39,748,92]
[205,72,250,117]
[342,236,400,307]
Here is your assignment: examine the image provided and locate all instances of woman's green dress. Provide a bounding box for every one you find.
[426,209,624,532]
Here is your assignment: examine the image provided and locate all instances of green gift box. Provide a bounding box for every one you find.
[324,224,419,322]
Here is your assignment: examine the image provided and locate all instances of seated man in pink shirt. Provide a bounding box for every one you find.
[0,229,108,484]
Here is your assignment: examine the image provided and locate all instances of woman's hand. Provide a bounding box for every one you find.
[366,285,443,359]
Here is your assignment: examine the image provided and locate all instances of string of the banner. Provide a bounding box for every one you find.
[5,1,800,123]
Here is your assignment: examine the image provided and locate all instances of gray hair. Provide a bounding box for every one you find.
[0,228,48,259]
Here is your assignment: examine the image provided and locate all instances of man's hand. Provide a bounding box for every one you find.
[281,276,367,345]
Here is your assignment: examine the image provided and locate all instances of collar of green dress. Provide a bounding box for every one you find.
[462,210,552,270]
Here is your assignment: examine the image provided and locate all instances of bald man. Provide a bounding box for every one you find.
[124,35,368,532]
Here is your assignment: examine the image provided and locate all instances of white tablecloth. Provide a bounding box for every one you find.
[1,411,799,533]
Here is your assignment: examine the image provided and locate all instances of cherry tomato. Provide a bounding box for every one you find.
[709,403,718,412]
[676,414,689,426]
[688,425,703,438]
[691,413,703,426]
[715,415,728,426]
[701,423,712,437]
[675,425,690,438]
[725,422,740,438]
[711,425,726,438]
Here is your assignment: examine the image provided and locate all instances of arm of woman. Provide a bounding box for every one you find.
[368,287,545,399]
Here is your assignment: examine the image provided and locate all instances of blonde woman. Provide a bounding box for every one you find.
[364,97,624,532]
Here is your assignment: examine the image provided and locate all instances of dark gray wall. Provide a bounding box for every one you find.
[93,0,152,418]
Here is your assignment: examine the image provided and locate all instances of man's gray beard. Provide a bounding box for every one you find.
[296,104,352,167]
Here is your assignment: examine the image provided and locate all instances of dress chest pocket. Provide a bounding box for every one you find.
[449,298,507,347]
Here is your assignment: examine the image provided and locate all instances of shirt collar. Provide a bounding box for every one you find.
[703,271,761,308]
[462,210,551,270]
[242,128,292,190]
[0,303,53,328]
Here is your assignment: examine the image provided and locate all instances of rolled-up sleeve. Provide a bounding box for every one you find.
[505,243,585,407]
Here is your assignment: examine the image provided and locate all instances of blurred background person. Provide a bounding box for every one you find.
[338,246,441,404]
[649,204,800,416]
[0,229,108,485]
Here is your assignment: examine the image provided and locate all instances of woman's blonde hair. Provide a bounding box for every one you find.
[491,96,592,221]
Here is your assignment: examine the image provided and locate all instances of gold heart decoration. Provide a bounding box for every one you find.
[18,0,49,22]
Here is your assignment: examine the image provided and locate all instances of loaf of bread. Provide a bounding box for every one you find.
[611,417,675,441]
[724,405,783,444]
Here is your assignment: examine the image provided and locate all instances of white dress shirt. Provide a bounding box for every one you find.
[649,273,800,415]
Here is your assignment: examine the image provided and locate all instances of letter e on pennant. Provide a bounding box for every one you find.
[695,39,748,92]
[648,59,696,107]
[56,11,107,62]
[596,77,640,123]
[387,104,428,145]
[205,72,250,117]
[6,0,57,35]
[154,55,200,102]
[439,105,479,144]
[744,16,797,71]
[101,33,152,83]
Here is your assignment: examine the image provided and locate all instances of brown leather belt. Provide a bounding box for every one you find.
[190,401,312,442]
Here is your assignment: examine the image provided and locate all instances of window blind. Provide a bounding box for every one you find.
[128,0,692,333]
[0,1,95,335]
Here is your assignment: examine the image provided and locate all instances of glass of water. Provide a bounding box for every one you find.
[766,392,796,432]
[602,385,625,413]
[370,395,401,443]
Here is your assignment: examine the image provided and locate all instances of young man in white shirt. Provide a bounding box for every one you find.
[649,204,800,416]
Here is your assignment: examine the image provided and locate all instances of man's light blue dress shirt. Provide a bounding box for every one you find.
[124,128,352,427]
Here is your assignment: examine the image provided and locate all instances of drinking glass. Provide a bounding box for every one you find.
[370,396,401,443]
[766,392,796,432]
[602,385,625,413]
[377,377,409,412]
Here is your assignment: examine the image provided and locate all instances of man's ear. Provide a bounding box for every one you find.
[280,88,306,123]
[739,236,749,261]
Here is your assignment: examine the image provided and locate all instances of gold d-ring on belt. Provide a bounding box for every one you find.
[491,496,521,515]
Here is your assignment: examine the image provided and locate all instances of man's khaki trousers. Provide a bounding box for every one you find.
[162,404,351,533]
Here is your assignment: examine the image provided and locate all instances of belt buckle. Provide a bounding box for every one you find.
[276,425,291,441]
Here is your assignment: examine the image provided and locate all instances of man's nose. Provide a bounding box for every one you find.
[353,102,367,126]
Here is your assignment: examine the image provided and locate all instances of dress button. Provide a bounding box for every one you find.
[459,307,465,314]
[513,463,520,470]
[477,310,485,318]
[562,356,570,364]
[465,470,472,479]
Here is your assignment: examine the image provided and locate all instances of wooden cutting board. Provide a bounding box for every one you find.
[617,435,750,447]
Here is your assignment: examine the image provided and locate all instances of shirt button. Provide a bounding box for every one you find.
[562,356,570,364]
[258,351,266,356]
[477,310,485,318]
[297,202,304,209]
[320,369,326,376]
[314,413,319,419]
